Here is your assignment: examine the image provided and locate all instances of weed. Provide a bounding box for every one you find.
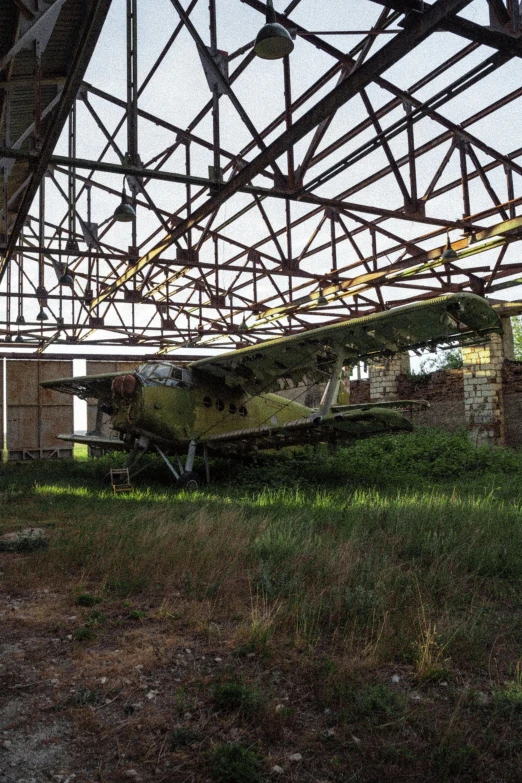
[67,687,101,707]
[414,621,450,682]
[107,576,149,596]
[236,595,280,656]
[86,611,106,627]
[335,683,405,725]
[129,609,147,620]
[210,743,262,783]
[73,627,96,642]
[76,593,102,607]
[434,743,478,775]
[494,682,522,717]
[212,681,262,715]
[169,727,199,749]
[174,687,194,718]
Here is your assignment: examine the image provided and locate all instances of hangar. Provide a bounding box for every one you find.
[1,0,522,455]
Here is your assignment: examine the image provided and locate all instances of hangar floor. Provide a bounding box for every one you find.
[1,436,522,782]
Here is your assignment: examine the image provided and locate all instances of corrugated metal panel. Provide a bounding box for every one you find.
[86,360,137,438]
[0,0,112,262]
[6,360,73,460]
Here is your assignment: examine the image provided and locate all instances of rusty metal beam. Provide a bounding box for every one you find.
[91,0,473,309]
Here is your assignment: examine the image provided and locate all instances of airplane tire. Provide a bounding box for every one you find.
[177,472,200,492]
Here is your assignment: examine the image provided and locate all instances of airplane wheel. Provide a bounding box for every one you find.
[177,472,200,492]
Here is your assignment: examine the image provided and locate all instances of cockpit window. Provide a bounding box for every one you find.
[137,362,192,388]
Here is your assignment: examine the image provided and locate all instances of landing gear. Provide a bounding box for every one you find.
[177,471,200,492]
[155,440,206,491]
[108,439,207,491]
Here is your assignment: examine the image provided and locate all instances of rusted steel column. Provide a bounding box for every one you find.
[462,319,513,447]
[369,353,410,401]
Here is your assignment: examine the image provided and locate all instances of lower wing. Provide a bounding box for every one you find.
[204,407,412,452]
[331,400,429,413]
[57,433,126,450]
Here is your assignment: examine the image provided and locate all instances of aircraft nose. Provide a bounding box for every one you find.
[112,374,137,399]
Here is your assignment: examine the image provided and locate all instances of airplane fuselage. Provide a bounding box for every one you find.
[110,363,311,451]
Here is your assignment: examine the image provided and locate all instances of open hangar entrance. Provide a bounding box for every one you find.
[2,0,522,451]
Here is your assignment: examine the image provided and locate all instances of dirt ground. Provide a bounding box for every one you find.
[2,543,521,782]
[0,552,341,783]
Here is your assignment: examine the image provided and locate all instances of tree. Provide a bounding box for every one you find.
[419,348,463,373]
[511,317,522,361]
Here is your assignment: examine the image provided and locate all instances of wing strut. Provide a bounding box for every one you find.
[319,354,346,416]
[155,444,181,481]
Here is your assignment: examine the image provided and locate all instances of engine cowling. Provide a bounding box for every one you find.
[112,374,137,400]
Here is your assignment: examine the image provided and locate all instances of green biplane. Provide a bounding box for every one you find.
[41,293,501,490]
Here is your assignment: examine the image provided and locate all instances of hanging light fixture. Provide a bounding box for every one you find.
[53,259,75,288]
[58,270,75,288]
[441,232,458,261]
[317,292,329,306]
[254,0,294,60]
[311,288,328,306]
[36,308,49,321]
[15,334,24,343]
[113,182,136,223]
[237,316,248,332]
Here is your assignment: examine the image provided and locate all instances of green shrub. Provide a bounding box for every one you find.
[169,727,199,749]
[76,593,102,607]
[73,627,96,642]
[210,744,262,783]
[494,683,522,717]
[226,428,522,490]
[212,681,262,715]
[434,743,478,775]
[129,609,147,620]
[335,683,405,725]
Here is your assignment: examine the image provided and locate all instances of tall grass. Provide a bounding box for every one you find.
[2,427,522,677]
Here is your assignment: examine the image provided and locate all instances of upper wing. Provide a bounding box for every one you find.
[190,293,500,393]
[40,372,127,403]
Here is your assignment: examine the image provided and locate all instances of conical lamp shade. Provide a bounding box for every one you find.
[36,308,48,321]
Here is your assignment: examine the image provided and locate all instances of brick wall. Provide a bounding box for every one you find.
[351,358,522,448]
[462,335,505,446]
